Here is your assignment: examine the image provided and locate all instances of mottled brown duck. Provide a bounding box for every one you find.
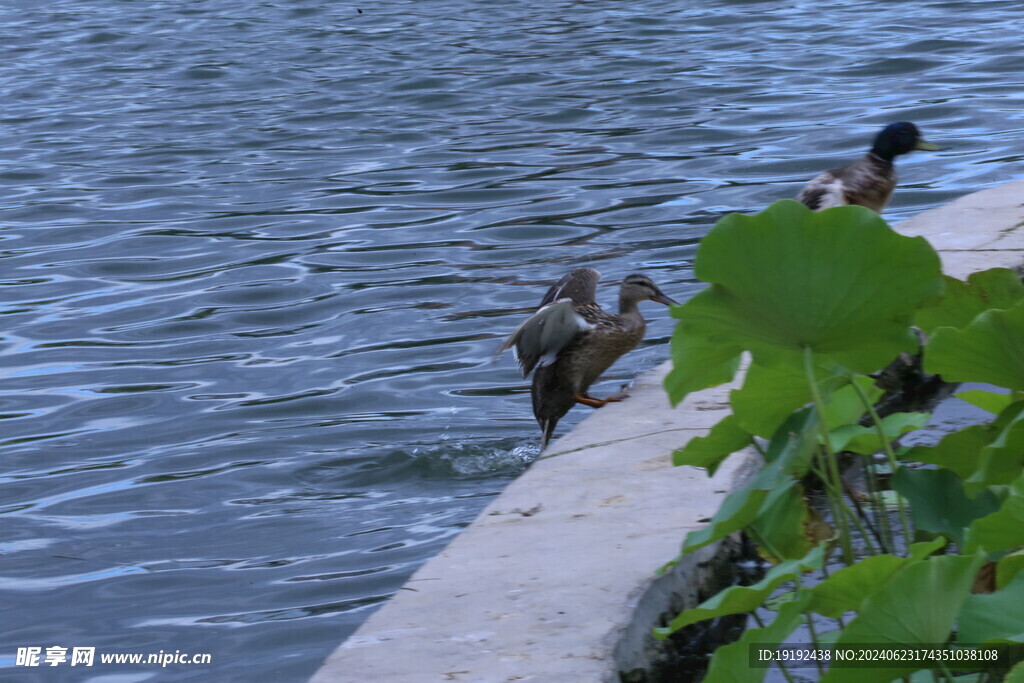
[499,267,677,449]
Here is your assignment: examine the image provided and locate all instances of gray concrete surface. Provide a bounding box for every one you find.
[894,180,1024,279]
[313,181,1024,682]
[312,363,758,683]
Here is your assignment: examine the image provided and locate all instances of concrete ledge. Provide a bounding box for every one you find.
[313,180,1024,682]
[313,363,758,682]
[893,180,1024,279]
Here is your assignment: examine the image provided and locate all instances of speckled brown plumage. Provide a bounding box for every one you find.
[499,269,677,448]
[798,153,896,213]
[530,303,648,443]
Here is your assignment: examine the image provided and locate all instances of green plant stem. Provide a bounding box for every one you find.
[838,473,883,556]
[807,458,879,556]
[803,346,856,564]
[808,456,844,534]
[745,528,813,683]
[849,377,912,553]
[861,451,895,554]
[794,576,826,678]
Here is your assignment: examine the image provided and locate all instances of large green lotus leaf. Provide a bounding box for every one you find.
[958,573,1024,643]
[679,414,822,555]
[900,401,1024,484]
[762,407,820,478]
[701,590,813,683]
[926,299,1024,391]
[807,554,910,618]
[730,359,846,438]
[829,412,931,455]
[915,268,1024,335]
[664,323,742,406]
[688,200,943,373]
[654,544,824,637]
[807,541,950,618]
[679,412,822,562]
[997,549,1024,590]
[679,461,782,554]
[909,537,950,561]
[748,480,813,563]
[963,478,1024,555]
[966,405,1024,493]
[1007,661,1024,683]
[891,467,1000,546]
[823,376,884,427]
[903,424,998,481]
[956,388,1015,415]
[672,413,752,475]
[822,553,987,682]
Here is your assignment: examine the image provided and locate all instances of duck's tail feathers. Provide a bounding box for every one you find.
[539,417,558,451]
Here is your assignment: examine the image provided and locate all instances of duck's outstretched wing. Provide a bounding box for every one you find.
[497,299,594,377]
[538,267,600,307]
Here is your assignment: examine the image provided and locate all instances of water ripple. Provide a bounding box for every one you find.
[2,0,1022,679]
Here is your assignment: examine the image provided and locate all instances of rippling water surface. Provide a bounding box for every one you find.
[2,0,1022,679]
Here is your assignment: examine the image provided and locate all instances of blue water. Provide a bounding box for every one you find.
[1,0,1021,680]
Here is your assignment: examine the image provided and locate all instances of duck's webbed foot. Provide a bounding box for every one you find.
[573,392,630,408]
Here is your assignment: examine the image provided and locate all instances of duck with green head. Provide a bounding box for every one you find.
[499,268,677,449]
[797,121,940,213]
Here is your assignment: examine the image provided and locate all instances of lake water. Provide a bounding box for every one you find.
[2,0,1022,680]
